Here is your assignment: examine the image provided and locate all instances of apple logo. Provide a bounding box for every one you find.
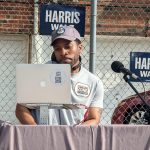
[40,81,46,87]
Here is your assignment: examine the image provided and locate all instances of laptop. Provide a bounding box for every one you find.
[16,64,72,107]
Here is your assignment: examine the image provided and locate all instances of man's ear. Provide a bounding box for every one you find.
[51,52,57,62]
[78,43,83,53]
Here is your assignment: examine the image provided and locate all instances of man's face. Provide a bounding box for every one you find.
[53,38,82,66]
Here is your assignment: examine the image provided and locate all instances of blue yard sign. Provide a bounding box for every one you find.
[40,4,85,36]
[130,52,150,82]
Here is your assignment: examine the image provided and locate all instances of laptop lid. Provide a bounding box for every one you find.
[16,64,71,105]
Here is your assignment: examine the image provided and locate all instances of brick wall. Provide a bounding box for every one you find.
[79,0,150,37]
[0,0,149,37]
[0,1,34,34]
[97,0,150,36]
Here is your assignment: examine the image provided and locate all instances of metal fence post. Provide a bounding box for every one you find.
[89,0,97,74]
[34,0,39,35]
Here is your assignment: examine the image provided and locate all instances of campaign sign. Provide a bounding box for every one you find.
[130,52,150,82]
[40,4,85,36]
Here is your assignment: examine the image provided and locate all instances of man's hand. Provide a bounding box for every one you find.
[15,104,37,125]
[81,107,103,125]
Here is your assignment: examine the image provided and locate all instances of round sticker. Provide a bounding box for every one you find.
[56,27,65,34]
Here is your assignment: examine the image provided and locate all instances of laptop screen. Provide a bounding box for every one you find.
[16,64,71,105]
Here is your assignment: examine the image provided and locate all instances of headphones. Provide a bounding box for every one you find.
[51,52,81,71]
[51,52,57,62]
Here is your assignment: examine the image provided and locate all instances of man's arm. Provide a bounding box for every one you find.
[15,104,37,125]
[81,107,103,125]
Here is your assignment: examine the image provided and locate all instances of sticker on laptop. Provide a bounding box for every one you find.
[50,70,67,86]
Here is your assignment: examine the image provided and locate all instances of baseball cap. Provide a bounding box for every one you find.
[51,26,81,46]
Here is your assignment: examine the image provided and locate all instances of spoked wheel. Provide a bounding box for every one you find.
[123,105,150,125]
[111,90,150,125]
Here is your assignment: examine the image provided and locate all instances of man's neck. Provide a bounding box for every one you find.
[71,61,81,74]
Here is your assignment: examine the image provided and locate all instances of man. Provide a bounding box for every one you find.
[15,26,104,125]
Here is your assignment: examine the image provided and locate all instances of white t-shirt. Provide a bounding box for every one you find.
[31,63,104,125]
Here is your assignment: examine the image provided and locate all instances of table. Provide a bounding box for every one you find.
[0,120,150,150]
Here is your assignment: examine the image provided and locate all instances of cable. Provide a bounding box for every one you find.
[137,77,147,106]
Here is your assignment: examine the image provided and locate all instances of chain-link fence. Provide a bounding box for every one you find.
[0,0,150,125]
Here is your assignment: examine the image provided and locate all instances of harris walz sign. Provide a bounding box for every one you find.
[40,4,85,36]
[130,52,150,82]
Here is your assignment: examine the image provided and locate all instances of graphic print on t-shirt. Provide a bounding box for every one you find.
[74,83,90,97]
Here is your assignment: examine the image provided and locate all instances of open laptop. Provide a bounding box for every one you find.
[16,64,73,108]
